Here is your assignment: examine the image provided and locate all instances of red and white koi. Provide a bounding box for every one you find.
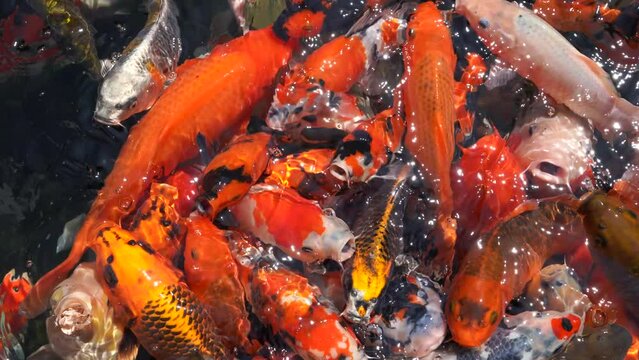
[230,184,355,263]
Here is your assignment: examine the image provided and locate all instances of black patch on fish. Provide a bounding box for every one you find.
[127,240,136,246]
[107,255,114,264]
[137,240,156,255]
[479,19,489,29]
[214,208,240,229]
[300,127,347,144]
[202,166,252,199]
[103,264,118,289]
[302,115,317,123]
[335,130,373,163]
[561,317,573,331]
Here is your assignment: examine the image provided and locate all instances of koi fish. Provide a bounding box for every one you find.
[553,324,633,360]
[199,132,272,219]
[578,191,639,330]
[0,7,61,78]
[523,264,591,318]
[164,164,203,217]
[183,215,251,351]
[611,167,639,214]
[264,148,335,190]
[452,131,528,249]
[456,0,639,143]
[0,269,31,335]
[402,1,458,277]
[343,165,412,322]
[25,0,101,77]
[44,263,125,360]
[508,100,594,193]
[373,272,445,358]
[93,225,225,359]
[446,199,585,347]
[243,264,365,360]
[267,10,407,133]
[298,108,405,199]
[22,9,325,318]
[129,183,184,263]
[533,0,621,35]
[230,184,355,263]
[95,0,182,125]
[432,311,582,360]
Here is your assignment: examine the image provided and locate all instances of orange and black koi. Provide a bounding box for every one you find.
[129,183,185,263]
[298,109,405,199]
[93,225,226,359]
[264,148,335,190]
[22,8,325,318]
[199,132,272,220]
[242,263,364,359]
[184,215,252,352]
[446,199,585,347]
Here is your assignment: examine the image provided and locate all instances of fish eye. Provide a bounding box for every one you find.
[13,286,19,293]
[489,311,499,325]
[301,246,314,253]
[129,100,138,109]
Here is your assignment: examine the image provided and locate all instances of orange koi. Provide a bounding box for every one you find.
[183,215,251,351]
[298,108,405,199]
[93,225,225,359]
[402,1,458,277]
[454,53,488,139]
[243,264,364,359]
[22,10,325,318]
[446,199,585,347]
[129,183,185,263]
[452,132,528,251]
[199,132,272,218]
[267,12,407,133]
[230,184,355,263]
[0,269,31,334]
[264,148,335,190]
[533,0,620,35]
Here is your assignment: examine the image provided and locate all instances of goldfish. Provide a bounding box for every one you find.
[230,184,355,263]
[199,132,272,219]
[21,8,325,318]
[402,1,458,277]
[243,264,365,360]
[25,0,101,77]
[298,108,405,199]
[456,0,639,143]
[533,0,621,35]
[183,215,251,351]
[267,9,407,133]
[95,0,182,125]
[578,191,639,332]
[446,199,586,347]
[452,131,528,248]
[343,165,412,322]
[433,311,582,360]
[92,225,225,359]
[43,263,125,360]
[264,148,335,190]
[129,183,184,263]
[373,272,445,358]
[508,99,595,193]
[0,269,31,336]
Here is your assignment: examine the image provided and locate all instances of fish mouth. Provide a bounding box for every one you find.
[94,112,120,126]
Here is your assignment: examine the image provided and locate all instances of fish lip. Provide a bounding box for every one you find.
[93,112,120,126]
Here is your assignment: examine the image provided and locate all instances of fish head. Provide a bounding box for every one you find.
[95,63,163,125]
[1,269,32,310]
[446,274,504,347]
[309,211,356,263]
[343,287,377,323]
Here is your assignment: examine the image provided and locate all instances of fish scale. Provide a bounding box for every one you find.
[344,165,412,322]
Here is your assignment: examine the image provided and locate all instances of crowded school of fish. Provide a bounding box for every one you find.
[2,0,639,358]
